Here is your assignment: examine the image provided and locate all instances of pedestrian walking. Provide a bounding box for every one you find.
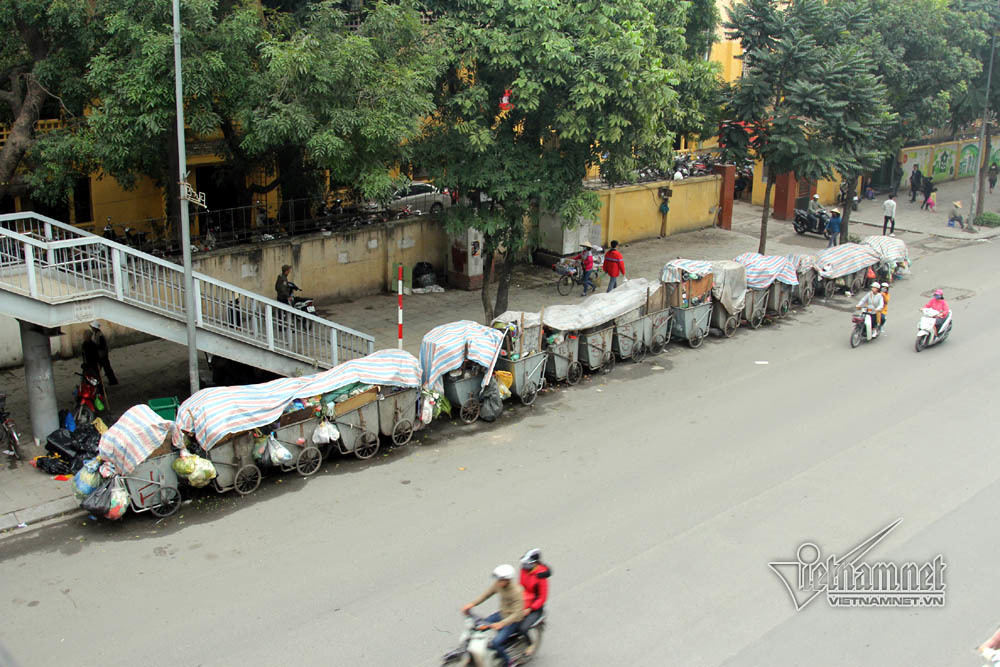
[909,165,922,202]
[825,208,842,247]
[920,176,935,211]
[602,240,626,292]
[989,163,998,194]
[89,321,118,385]
[882,194,896,236]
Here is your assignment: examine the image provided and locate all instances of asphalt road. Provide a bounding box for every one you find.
[1,238,996,667]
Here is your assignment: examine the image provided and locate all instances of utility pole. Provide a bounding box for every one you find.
[972,30,997,220]
[172,0,200,395]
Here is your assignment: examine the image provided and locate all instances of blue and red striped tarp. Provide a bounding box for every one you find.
[419,320,505,393]
[785,254,817,272]
[661,259,714,283]
[861,236,908,263]
[99,405,174,474]
[815,243,880,279]
[733,252,799,289]
[174,349,420,451]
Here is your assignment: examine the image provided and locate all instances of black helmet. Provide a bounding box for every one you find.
[520,548,541,569]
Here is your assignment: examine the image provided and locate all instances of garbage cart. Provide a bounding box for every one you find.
[378,386,419,446]
[544,332,583,385]
[495,353,548,406]
[579,325,615,373]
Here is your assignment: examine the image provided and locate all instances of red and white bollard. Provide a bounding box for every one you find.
[397,263,403,349]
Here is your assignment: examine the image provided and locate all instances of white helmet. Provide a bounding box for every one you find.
[492,564,515,580]
[812,194,819,199]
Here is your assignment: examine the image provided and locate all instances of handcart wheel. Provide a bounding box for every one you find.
[723,316,738,338]
[459,399,480,424]
[520,382,538,406]
[150,486,181,518]
[556,274,573,296]
[688,329,706,349]
[801,286,814,307]
[295,446,323,476]
[234,465,262,495]
[750,311,764,329]
[354,431,380,459]
[850,274,863,293]
[600,352,615,374]
[566,361,583,386]
[650,335,665,354]
[632,342,647,363]
[392,419,414,446]
[822,280,836,298]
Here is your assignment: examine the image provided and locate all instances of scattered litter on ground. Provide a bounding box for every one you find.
[16,522,27,529]
[755,361,769,365]
[651,365,664,371]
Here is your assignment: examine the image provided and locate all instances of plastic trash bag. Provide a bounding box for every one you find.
[312,421,338,445]
[99,461,117,479]
[479,379,504,423]
[172,455,197,476]
[73,458,101,500]
[81,477,115,514]
[268,436,293,466]
[104,479,129,521]
[186,456,217,488]
[497,382,511,401]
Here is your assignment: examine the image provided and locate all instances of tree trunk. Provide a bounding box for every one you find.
[493,252,514,317]
[976,123,992,218]
[840,175,858,244]
[0,78,47,202]
[480,248,495,323]
[758,168,774,254]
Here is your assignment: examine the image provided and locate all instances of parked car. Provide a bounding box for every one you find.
[363,182,452,215]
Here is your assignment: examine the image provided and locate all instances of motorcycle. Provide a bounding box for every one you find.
[442,612,545,666]
[73,369,106,425]
[849,311,881,348]
[0,394,21,459]
[793,208,830,237]
[285,282,316,315]
[915,307,952,352]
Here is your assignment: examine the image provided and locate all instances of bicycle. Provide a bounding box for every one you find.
[0,394,21,460]
[553,261,602,296]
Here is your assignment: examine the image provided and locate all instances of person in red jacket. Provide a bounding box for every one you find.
[571,244,596,296]
[518,548,551,657]
[602,240,626,292]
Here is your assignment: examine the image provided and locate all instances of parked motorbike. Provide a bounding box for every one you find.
[837,184,860,210]
[102,222,117,242]
[0,393,21,459]
[73,369,106,425]
[793,208,830,237]
[442,612,545,666]
[915,307,952,352]
[123,226,148,250]
[285,282,316,315]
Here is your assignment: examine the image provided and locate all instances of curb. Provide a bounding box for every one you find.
[0,496,82,533]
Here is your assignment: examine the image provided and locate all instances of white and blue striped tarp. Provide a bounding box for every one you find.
[733,252,799,289]
[661,259,714,283]
[815,243,881,279]
[861,236,909,263]
[785,253,817,272]
[419,320,505,393]
[99,405,174,474]
[174,349,420,451]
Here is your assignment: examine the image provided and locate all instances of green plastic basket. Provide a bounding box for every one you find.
[148,397,180,421]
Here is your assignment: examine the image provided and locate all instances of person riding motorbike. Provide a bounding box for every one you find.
[462,564,526,667]
[923,289,950,337]
[807,194,824,228]
[855,282,884,341]
[518,549,551,658]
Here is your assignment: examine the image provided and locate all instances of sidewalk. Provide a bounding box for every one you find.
[0,197,980,534]
[851,177,1000,240]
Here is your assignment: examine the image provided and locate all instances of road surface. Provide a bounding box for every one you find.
[1,238,996,667]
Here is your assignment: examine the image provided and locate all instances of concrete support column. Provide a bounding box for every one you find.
[772,172,798,221]
[18,320,59,445]
[714,164,735,230]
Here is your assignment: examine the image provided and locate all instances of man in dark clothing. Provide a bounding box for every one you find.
[275,264,293,305]
[909,165,923,203]
[81,332,101,377]
[88,322,118,385]
[920,176,934,211]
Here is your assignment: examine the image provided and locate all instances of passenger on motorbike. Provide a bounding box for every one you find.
[923,289,950,336]
[518,549,551,657]
[877,283,890,333]
[462,564,526,667]
[856,282,884,341]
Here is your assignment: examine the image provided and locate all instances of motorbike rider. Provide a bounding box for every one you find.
[855,282,884,341]
[275,264,293,305]
[923,289,950,336]
[807,194,824,228]
[518,549,551,657]
[462,564,526,667]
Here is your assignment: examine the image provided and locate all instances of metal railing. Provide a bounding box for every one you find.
[0,212,374,368]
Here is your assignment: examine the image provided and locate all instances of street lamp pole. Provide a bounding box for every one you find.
[172,0,200,395]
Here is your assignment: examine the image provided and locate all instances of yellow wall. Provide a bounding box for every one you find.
[590,176,721,245]
[749,160,846,208]
[88,173,165,233]
[710,39,743,84]
[191,216,450,300]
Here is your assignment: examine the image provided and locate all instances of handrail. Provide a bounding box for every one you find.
[0,212,374,367]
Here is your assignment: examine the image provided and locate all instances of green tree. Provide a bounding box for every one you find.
[0,0,94,203]
[416,0,690,321]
